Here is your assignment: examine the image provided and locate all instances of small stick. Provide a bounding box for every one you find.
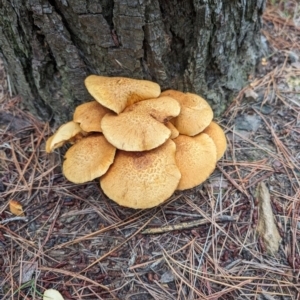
[142,215,237,234]
[0,216,28,225]
[7,74,12,97]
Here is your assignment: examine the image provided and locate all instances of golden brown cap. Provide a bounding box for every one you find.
[45,121,85,153]
[73,101,111,132]
[63,134,116,184]
[84,75,161,114]
[165,121,179,139]
[202,121,227,160]
[101,96,180,151]
[161,90,213,136]
[173,133,217,190]
[100,140,181,209]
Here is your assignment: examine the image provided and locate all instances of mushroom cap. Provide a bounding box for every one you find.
[166,121,179,139]
[100,139,181,209]
[202,121,227,160]
[101,96,181,151]
[84,75,161,114]
[161,90,213,136]
[46,121,85,153]
[63,134,116,184]
[73,101,111,132]
[173,133,217,190]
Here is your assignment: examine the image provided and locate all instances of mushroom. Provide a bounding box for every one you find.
[46,121,86,153]
[73,101,111,132]
[100,139,181,209]
[202,121,227,160]
[161,90,213,136]
[84,75,161,114]
[45,75,224,209]
[63,134,116,184]
[101,96,181,151]
[165,122,179,139]
[173,133,217,190]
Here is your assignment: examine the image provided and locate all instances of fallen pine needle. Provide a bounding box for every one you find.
[39,267,110,291]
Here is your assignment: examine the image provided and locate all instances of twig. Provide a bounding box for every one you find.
[142,215,237,234]
[0,216,28,225]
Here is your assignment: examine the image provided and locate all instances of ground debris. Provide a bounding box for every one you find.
[43,289,65,300]
[8,199,25,216]
[142,215,237,234]
[256,182,282,254]
[21,261,38,284]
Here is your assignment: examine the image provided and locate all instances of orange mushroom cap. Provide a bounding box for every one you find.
[73,100,111,132]
[161,90,213,136]
[63,134,116,184]
[45,121,86,153]
[84,75,161,114]
[202,121,227,160]
[101,96,180,151]
[100,140,181,209]
[174,133,217,190]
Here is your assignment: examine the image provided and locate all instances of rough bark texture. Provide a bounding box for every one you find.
[0,0,265,124]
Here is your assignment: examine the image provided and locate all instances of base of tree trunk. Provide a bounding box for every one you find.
[0,0,266,124]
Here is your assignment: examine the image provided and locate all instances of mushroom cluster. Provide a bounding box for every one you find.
[46,75,227,209]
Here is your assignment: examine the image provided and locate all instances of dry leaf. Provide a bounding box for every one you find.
[21,261,38,283]
[43,289,65,300]
[160,270,175,283]
[256,182,281,254]
[9,199,25,216]
[244,88,258,100]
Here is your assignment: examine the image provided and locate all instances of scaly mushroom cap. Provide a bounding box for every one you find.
[46,121,85,153]
[100,140,181,209]
[84,75,161,114]
[166,122,179,139]
[161,90,213,136]
[73,101,111,132]
[174,133,217,190]
[203,121,227,160]
[63,134,116,184]
[101,96,181,151]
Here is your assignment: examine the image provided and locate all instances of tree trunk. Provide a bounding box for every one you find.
[0,0,265,124]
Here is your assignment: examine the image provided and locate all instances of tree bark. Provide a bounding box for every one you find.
[0,0,265,124]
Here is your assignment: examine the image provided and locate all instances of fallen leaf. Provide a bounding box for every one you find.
[256,182,281,254]
[9,199,25,216]
[43,289,65,300]
[21,261,38,283]
[244,88,258,100]
[160,270,175,283]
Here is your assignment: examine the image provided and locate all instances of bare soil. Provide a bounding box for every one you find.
[0,1,299,299]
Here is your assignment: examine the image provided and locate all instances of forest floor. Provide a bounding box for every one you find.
[0,1,300,299]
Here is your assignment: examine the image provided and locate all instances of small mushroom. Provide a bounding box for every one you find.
[100,140,181,209]
[73,101,111,132]
[161,90,213,136]
[46,121,86,153]
[63,134,116,184]
[84,75,161,114]
[101,96,180,151]
[202,121,227,160]
[173,133,217,190]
